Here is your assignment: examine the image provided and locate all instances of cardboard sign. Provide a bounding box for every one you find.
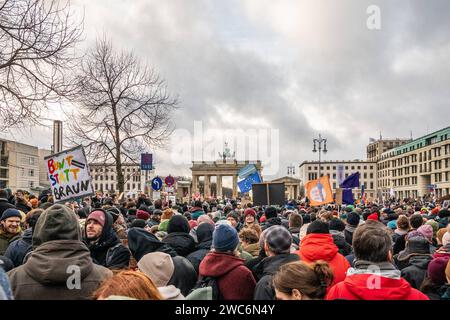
[45,146,94,203]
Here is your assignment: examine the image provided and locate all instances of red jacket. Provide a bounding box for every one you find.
[326,274,429,300]
[199,251,256,300]
[297,233,350,286]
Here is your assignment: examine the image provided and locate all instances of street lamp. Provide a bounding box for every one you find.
[312,134,327,179]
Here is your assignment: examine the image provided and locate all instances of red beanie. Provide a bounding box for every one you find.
[367,213,379,221]
[188,220,198,230]
[259,215,267,223]
[136,209,150,220]
[244,208,256,218]
[87,210,106,227]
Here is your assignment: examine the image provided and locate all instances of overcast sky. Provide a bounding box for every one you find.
[2,0,450,183]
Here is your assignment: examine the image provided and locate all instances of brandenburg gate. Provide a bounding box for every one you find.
[190,143,262,199]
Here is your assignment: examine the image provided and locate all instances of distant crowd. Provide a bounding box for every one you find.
[0,187,449,300]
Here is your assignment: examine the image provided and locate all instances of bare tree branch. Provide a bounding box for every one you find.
[67,37,179,193]
[0,0,83,129]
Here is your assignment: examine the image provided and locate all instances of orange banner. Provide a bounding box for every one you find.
[305,176,333,206]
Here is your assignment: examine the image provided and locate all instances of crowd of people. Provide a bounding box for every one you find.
[0,187,449,300]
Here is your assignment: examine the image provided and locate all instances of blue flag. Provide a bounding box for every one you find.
[238,171,262,193]
[342,189,354,205]
[341,172,359,205]
[340,172,360,188]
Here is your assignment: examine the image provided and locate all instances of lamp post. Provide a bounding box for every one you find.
[312,134,327,180]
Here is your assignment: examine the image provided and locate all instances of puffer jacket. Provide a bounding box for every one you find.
[297,233,350,286]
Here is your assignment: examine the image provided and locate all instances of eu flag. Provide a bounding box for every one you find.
[340,172,360,188]
[238,171,262,193]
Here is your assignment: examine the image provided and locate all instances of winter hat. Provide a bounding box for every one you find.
[137,252,175,287]
[346,212,360,226]
[387,220,397,230]
[417,224,434,243]
[136,209,150,221]
[107,207,121,223]
[212,223,239,252]
[32,204,81,247]
[425,220,439,235]
[167,215,190,234]
[367,213,379,221]
[431,207,440,216]
[244,208,256,218]
[443,232,450,247]
[196,222,214,243]
[406,230,423,241]
[264,225,292,254]
[86,210,106,227]
[29,198,39,208]
[130,219,147,229]
[0,208,22,221]
[428,257,450,285]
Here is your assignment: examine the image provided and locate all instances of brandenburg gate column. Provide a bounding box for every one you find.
[204,175,211,198]
[216,175,223,198]
[192,175,199,195]
[232,175,238,199]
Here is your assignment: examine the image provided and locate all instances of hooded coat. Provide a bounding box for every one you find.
[326,261,429,300]
[297,233,350,286]
[7,204,112,299]
[261,217,282,231]
[127,227,178,261]
[199,251,256,300]
[162,216,196,257]
[400,255,433,289]
[186,223,214,274]
[83,210,130,269]
[253,254,299,300]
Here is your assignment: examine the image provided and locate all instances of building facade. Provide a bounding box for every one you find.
[89,163,144,195]
[0,139,40,192]
[299,160,378,199]
[377,127,450,199]
[367,138,411,162]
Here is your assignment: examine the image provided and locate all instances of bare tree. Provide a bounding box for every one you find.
[67,37,178,193]
[0,0,83,129]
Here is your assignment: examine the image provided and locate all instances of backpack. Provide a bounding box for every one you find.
[187,276,222,300]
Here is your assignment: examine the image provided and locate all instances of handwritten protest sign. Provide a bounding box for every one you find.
[45,146,94,202]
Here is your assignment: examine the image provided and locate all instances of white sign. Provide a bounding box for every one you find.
[45,146,94,202]
[153,191,161,201]
[336,165,345,187]
[168,195,176,203]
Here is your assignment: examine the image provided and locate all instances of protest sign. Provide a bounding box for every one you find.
[45,146,94,202]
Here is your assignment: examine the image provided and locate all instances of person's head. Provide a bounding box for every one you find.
[417,224,434,243]
[265,206,277,219]
[0,208,22,235]
[0,189,9,200]
[25,208,43,229]
[289,212,303,229]
[212,223,239,253]
[396,215,410,231]
[329,218,346,232]
[93,270,163,300]
[85,209,107,240]
[137,252,175,287]
[29,198,39,209]
[346,212,360,227]
[167,215,190,234]
[306,220,329,235]
[239,228,259,246]
[436,228,447,245]
[136,209,150,221]
[352,221,393,263]
[161,208,174,221]
[273,261,334,300]
[264,225,292,256]
[32,204,81,247]
[226,211,239,228]
[427,257,450,285]
[244,208,256,225]
[409,213,424,229]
